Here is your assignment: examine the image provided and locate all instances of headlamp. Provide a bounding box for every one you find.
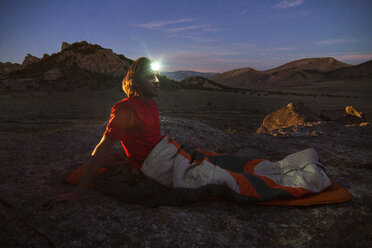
[151,62,160,71]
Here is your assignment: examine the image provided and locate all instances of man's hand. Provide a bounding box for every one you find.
[42,190,82,209]
[42,135,117,209]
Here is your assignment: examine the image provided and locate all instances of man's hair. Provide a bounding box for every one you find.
[122,57,152,97]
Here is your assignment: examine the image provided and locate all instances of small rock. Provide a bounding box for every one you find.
[320,106,366,124]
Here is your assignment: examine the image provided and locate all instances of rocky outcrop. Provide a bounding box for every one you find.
[57,41,131,77]
[1,54,41,75]
[255,102,320,134]
[42,53,50,60]
[22,54,41,67]
[0,62,22,74]
[0,41,136,92]
[2,41,133,79]
[61,41,72,51]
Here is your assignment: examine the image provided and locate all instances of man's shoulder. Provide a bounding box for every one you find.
[112,97,158,112]
[111,97,133,113]
[113,97,132,108]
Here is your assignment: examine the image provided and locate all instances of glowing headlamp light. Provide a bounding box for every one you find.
[151,62,160,71]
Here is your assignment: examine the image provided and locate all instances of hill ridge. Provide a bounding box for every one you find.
[1,41,371,93]
[210,57,371,90]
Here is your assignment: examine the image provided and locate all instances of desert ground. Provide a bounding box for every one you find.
[0,88,371,247]
[1,85,371,134]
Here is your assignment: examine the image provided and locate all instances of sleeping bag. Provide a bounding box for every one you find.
[88,135,334,206]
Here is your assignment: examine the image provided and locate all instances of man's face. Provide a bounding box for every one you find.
[137,69,160,98]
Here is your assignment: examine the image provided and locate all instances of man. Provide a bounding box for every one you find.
[44,57,163,207]
[44,57,333,208]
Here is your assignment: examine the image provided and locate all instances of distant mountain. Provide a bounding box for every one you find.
[209,67,267,89]
[180,76,238,91]
[162,70,219,81]
[327,60,372,80]
[264,57,350,74]
[2,43,371,94]
[210,57,370,90]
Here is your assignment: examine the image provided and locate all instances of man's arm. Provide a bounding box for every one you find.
[43,135,117,208]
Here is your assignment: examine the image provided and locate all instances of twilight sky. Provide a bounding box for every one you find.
[1,0,371,72]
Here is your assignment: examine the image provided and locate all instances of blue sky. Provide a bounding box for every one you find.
[1,0,371,72]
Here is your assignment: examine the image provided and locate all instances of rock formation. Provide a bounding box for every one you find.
[0,62,22,74]
[1,54,44,75]
[22,54,41,67]
[255,102,321,134]
[0,41,135,92]
[61,41,72,51]
[57,41,132,77]
[42,53,50,60]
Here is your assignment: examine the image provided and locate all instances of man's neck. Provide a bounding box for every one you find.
[138,95,153,103]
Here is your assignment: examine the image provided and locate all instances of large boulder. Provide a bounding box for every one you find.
[255,102,320,134]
